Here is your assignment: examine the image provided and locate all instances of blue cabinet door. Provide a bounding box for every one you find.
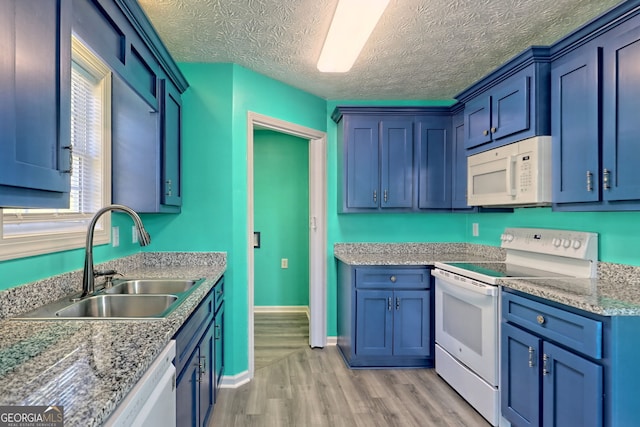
[355,290,393,356]
[199,324,215,427]
[392,290,430,357]
[416,117,452,209]
[552,47,601,204]
[501,323,541,427]
[491,76,530,141]
[214,302,224,398]
[176,348,199,427]
[464,96,492,149]
[345,117,380,208]
[602,26,640,202]
[380,119,413,208]
[451,111,471,210]
[0,0,71,208]
[161,79,183,207]
[542,342,603,427]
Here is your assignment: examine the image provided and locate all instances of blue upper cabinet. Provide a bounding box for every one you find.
[450,108,473,210]
[75,0,188,213]
[161,78,183,207]
[416,114,453,209]
[0,0,72,208]
[380,119,414,208]
[344,116,380,209]
[335,108,416,212]
[602,24,640,203]
[551,46,601,204]
[334,106,474,213]
[551,3,640,211]
[456,48,551,155]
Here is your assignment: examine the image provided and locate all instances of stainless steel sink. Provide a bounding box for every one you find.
[13,277,205,320]
[105,279,197,295]
[54,295,178,318]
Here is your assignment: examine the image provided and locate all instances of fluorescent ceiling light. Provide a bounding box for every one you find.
[317,0,390,73]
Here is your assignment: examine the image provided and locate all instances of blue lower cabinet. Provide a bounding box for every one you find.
[501,323,541,427]
[174,277,224,427]
[542,342,602,427]
[213,301,225,398]
[501,291,632,427]
[337,262,433,368]
[355,290,394,357]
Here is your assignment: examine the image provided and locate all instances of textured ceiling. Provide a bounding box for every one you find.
[138,0,623,100]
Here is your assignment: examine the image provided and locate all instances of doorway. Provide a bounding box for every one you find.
[246,112,327,378]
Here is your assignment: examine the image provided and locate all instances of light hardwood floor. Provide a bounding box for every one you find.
[210,313,491,427]
[254,312,309,371]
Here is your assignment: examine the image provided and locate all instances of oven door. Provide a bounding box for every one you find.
[433,269,499,386]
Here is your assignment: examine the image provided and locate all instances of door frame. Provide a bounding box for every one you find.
[246,111,327,378]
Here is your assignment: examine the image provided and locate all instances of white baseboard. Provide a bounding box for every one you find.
[220,370,251,389]
[326,336,337,346]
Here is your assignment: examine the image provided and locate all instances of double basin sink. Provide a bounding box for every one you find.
[15,278,204,320]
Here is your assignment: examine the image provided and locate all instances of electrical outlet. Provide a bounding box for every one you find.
[472,222,479,237]
[132,225,138,244]
[281,258,288,269]
[112,226,120,247]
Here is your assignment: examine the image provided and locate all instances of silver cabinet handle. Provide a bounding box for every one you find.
[396,297,400,310]
[528,346,535,368]
[373,190,377,203]
[542,353,550,376]
[383,189,388,202]
[490,127,497,133]
[389,275,397,283]
[63,145,73,174]
[603,169,610,190]
[387,297,392,311]
[483,130,489,136]
[215,324,221,340]
[586,171,593,192]
[537,315,545,325]
[165,179,173,197]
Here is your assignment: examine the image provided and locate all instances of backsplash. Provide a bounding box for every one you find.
[0,252,226,320]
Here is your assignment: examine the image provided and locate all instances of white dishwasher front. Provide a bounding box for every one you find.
[105,340,176,427]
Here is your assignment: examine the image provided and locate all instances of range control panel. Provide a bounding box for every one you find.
[500,227,598,261]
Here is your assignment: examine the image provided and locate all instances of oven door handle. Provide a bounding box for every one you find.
[432,269,498,296]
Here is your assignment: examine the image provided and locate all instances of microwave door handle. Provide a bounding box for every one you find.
[506,155,517,197]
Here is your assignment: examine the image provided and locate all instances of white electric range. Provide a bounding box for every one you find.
[432,228,598,426]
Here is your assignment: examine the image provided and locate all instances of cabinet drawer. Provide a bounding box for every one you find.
[355,267,430,289]
[503,292,602,359]
[174,291,214,374]
[213,277,224,313]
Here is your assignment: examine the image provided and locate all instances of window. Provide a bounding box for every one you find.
[0,38,112,260]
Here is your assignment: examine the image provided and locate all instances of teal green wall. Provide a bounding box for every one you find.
[143,63,326,376]
[465,208,640,266]
[253,130,309,307]
[0,213,143,291]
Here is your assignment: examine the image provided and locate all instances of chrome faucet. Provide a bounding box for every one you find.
[80,204,151,298]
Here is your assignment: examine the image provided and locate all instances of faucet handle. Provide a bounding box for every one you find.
[94,270,121,289]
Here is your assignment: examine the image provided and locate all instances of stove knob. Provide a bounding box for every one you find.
[505,233,514,242]
[500,233,506,241]
[552,238,561,247]
[562,239,571,248]
[572,240,582,249]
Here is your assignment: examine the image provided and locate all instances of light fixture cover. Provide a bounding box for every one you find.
[317,0,390,73]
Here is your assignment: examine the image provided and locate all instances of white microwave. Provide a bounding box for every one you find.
[467,136,552,207]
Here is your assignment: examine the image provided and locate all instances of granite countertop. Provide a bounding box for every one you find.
[0,252,226,427]
[334,242,505,265]
[335,243,640,317]
[499,262,640,316]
